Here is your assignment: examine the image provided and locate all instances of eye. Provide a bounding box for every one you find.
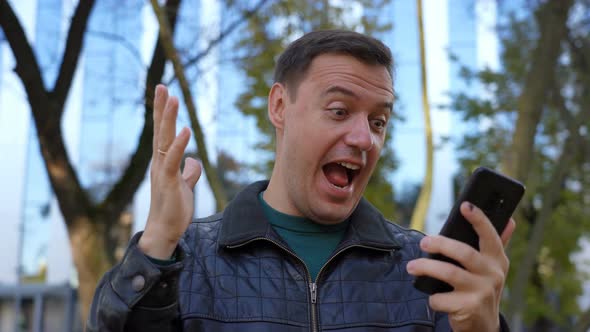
[329,108,348,118]
[371,119,387,131]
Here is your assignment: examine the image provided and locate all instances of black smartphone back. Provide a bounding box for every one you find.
[413,166,525,294]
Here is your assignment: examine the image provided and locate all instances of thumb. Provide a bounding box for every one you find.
[182,157,202,189]
[500,218,516,248]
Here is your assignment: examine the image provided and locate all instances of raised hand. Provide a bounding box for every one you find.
[138,85,202,260]
[407,202,516,332]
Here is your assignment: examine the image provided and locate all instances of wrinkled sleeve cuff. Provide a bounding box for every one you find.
[110,232,184,308]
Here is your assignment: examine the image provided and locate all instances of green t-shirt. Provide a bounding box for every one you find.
[258,192,349,281]
[148,192,350,281]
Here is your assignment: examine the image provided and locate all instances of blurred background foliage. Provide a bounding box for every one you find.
[448,0,590,330]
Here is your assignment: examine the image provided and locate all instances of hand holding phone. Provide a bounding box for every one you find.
[413,166,525,295]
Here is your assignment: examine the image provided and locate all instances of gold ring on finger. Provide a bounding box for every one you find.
[157,148,168,156]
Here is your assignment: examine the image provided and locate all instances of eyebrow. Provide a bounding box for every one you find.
[322,85,393,113]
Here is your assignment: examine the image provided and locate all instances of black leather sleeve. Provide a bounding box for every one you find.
[86,232,184,332]
[499,314,511,332]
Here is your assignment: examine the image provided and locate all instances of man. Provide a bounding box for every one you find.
[88,30,514,331]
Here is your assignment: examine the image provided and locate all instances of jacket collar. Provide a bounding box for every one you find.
[219,181,401,250]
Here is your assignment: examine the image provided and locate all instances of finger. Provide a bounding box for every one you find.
[418,235,487,273]
[152,84,168,155]
[163,127,190,176]
[428,290,471,314]
[158,95,179,155]
[406,258,474,290]
[182,157,202,188]
[500,218,516,247]
[461,202,504,255]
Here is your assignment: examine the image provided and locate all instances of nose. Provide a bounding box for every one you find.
[344,116,374,151]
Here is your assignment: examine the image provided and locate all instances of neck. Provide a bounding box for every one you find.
[263,168,302,217]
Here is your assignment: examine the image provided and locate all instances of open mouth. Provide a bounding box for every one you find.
[322,162,360,189]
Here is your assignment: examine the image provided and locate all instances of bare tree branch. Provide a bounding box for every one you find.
[505,1,575,328]
[101,0,182,218]
[503,0,574,181]
[165,0,270,85]
[510,91,588,332]
[0,0,47,109]
[186,0,269,69]
[151,0,229,210]
[86,30,146,70]
[52,0,96,111]
[0,0,95,223]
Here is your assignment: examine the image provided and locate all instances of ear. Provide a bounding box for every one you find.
[268,83,287,130]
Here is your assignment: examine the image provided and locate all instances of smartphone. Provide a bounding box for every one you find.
[413,166,525,295]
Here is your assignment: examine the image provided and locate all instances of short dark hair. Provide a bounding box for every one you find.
[274,30,394,98]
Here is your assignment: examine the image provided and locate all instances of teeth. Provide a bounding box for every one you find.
[338,162,360,170]
[330,183,346,189]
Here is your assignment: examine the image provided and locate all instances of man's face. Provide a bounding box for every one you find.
[272,53,394,224]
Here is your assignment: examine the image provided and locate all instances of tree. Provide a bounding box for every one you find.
[449,0,590,329]
[0,0,183,323]
[150,0,228,211]
[150,0,271,209]
[0,0,264,324]
[216,150,252,201]
[231,0,399,220]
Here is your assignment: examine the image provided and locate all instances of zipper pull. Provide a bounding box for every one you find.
[309,282,317,304]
